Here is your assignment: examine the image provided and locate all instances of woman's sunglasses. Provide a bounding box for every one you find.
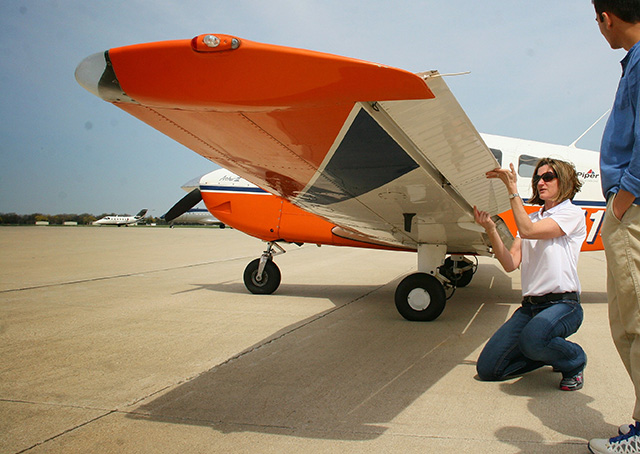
[533,171,557,184]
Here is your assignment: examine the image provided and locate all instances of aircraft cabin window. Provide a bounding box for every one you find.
[518,155,538,178]
[490,148,503,166]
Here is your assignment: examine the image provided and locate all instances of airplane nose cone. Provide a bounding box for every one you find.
[75,51,134,103]
[75,52,106,99]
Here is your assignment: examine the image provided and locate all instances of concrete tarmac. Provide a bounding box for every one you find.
[0,226,633,453]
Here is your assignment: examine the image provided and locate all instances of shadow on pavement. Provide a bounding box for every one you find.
[129,264,605,442]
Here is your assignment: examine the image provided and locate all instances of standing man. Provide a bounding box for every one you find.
[589,1,640,453]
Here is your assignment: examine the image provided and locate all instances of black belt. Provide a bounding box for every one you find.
[522,292,579,304]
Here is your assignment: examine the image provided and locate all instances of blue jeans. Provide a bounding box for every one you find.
[477,300,586,380]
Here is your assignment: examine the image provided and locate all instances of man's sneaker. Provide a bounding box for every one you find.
[559,370,583,391]
[620,424,634,436]
[589,423,640,454]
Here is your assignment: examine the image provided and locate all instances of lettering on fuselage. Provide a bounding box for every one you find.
[219,174,242,183]
[577,169,600,180]
[585,209,605,245]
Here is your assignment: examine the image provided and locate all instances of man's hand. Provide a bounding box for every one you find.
[613,190,635,221]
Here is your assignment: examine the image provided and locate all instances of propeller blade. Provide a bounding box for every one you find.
[163,188,202,222]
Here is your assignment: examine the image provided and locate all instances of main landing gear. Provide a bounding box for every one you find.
[394,246,477,322]
[241,242,477,322]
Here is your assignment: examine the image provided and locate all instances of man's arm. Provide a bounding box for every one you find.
[617,59,640,218]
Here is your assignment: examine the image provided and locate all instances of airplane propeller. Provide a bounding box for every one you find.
[163,188,202,222]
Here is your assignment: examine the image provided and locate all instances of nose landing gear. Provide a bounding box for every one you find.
[243,242,285,294]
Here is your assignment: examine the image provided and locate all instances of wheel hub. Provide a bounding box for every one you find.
[252,271,267,286]
[407,288,431,311]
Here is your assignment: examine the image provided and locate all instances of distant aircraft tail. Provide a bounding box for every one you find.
[135,209,148,218]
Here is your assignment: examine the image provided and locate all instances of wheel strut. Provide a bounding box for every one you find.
[256,242,285,282]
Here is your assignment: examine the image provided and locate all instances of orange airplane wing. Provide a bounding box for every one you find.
[76,34,512,255]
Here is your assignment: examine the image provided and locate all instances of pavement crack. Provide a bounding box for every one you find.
[0,398,109,412]
[0,256,254,294]
[14,410,116,454]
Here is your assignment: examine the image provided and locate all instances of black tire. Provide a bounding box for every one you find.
[394,273,446,321]
[440,257,474,288]
[243,258,281,295]
[454,268,474,288]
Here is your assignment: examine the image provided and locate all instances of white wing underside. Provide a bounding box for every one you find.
[292,71,512,254]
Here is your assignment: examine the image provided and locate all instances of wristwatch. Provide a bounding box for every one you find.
[509,193,520,199]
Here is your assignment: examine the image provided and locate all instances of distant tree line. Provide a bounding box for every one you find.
[0,213,167,225]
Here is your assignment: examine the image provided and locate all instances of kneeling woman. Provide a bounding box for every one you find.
[474,158,587,390]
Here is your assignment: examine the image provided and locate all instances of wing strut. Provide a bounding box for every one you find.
[569,110,610,148]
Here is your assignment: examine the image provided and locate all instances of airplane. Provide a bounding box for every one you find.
[164,139,604,317]
[166,206,225,228]
[76,34,606,321]
[163,177,225,227]
[93,209,148,226]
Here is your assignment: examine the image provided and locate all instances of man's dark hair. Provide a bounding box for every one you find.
[593,0,640,23]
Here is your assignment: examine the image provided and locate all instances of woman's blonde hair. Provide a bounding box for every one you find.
[529,158,583,205]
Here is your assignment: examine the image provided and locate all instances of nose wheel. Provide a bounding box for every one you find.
[243,242,284,294]
[244,258,281,294]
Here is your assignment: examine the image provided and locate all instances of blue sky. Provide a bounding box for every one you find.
[0,1,625,215]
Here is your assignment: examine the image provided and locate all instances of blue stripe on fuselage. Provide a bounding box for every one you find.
[572,200,607,208]
[200,185,268,194]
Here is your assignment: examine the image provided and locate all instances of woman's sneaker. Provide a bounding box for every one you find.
[559,370,583,391]
[589,423,640,453]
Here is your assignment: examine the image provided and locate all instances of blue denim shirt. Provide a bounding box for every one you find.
[600,40,640,202]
